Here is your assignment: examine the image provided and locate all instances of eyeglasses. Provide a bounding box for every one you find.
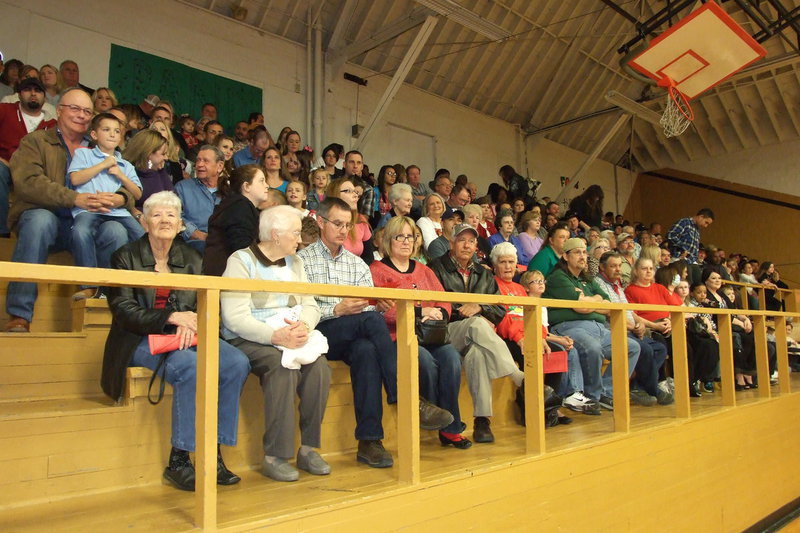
[386,171,397,177]
[339,188,362,197]
[319,215,354,231]
[58,104,94,117]
[527,279,546,285]
[392,234,419,243]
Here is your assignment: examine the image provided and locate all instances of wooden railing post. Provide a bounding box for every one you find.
[774,316,791,394]
[757,287,767,311]
[670,310,690,418]
[522,303,545,455]
[717,314,736,407]
[195,289,219,531]
[609,309,630,433]
[752,314,771,399]
[395,300,420,485]
[739,287,749,310]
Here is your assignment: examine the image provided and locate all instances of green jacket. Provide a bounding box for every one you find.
[526,245,559,276]
[543,265,609,325]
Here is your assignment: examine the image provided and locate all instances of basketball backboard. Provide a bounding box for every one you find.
[627,1,767,100]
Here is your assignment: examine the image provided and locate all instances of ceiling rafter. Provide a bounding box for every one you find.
[752,78,788,141]
[731,84,769,145]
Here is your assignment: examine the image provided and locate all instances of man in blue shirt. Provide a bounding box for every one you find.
[174,145,223,253]
[667,208,714,263]
[232,125,269,168]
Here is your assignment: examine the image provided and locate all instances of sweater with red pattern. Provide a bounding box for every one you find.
[369,257,451,341]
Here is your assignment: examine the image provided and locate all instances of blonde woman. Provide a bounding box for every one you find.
[92,87,118,113]
[39,64,64,106]
[150,119,186,183]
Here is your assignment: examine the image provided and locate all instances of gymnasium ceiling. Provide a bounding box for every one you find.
[179,0,800,172]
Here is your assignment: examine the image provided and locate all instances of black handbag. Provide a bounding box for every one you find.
[415,318,450,346]
[687,317,710,337]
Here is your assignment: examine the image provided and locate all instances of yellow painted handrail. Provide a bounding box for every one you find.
[1,260,799,530]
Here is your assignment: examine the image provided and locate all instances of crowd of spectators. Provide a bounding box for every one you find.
[0,56,794,492]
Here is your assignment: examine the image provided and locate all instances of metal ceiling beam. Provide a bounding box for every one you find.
[328,8,432,72]
[327,0,359,52]
[525,17,591,129]
[489,0,633,84]
[354,15,438,150]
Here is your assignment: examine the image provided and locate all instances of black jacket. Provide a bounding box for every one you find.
[202,192,259,276]
[100,236,202,401]
[427,253,506,326]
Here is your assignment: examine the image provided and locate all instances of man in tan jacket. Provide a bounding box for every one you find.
[5,88,133,332]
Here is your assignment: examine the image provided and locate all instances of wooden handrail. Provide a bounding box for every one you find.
[2,260,799,531]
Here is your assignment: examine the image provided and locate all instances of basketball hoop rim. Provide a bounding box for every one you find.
[657,76,694,122]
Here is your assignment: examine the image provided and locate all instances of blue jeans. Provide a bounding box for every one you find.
[630,335,667,397]
[550,320,640,401]
[418,343,462,434]
[549,341,582,398]
[316,312,398,441]
[130,336,250,451]
[0,161,10,235]
[6,209,73,321]
[71,212,136,289]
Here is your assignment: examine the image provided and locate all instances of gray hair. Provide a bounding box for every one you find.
[143,191,182,218]
[259,205,303,242]
[490,242,518,265]
[388,183,413,204]
[588,238,610,255]
[461,203,482,220]
[197,144,224,162]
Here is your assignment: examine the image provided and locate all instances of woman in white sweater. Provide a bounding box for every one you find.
[221,205,331,482]
[416,193,446,251]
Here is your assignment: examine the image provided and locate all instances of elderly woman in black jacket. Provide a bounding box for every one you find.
[100,191,250,492]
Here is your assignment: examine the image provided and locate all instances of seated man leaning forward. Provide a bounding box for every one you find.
[5,87,134,333]
[542,238,640,411]
[297,197,452,469]
[428,223,526,444]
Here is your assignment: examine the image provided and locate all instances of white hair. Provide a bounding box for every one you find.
[143,191,182,218]
[490,242,518,265]
[259,205,303,242]
[388,183,413,204]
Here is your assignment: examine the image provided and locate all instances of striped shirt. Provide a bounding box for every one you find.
[296,239,375,321]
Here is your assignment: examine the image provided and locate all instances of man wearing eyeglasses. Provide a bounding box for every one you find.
[298,197,453,469]
[0,78,56,238]
[4,87,133,332]
[428,223,526,444]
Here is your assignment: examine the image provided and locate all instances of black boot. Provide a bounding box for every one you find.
[164,447,195,491]
[217,445,241,485]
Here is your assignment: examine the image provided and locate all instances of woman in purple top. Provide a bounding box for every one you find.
[517,211,544,263]
[123,130,173,214]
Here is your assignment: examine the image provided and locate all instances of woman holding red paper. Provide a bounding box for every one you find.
[100,191,250,492]
[490,242,571,427]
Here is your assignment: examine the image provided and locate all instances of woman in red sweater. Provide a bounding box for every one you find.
[369,216,471,449]
[624,257,677,339]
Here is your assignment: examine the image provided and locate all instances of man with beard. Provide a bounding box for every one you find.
[0,77,56,237]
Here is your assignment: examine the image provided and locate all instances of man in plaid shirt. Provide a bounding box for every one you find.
[666,208,714,264]
[298,197,452,469]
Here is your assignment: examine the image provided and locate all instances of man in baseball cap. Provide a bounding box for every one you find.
[428,221,525,444]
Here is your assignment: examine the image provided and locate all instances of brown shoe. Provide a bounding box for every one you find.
[72,288,99,301]
[4,316,30,333]
[356,440,393,468]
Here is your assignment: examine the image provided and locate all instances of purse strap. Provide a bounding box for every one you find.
[147,354,169,405]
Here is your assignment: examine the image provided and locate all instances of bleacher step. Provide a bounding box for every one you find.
[0,396,128,420]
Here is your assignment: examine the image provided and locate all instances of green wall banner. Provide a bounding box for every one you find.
[108,44,262,132]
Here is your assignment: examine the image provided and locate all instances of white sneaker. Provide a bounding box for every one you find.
[562,392,601,415]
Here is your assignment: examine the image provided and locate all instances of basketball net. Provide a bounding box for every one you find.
[657,76,694,138]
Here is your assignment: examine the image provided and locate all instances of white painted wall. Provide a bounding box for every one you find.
[671,139,800,198]
[525,136,637,215]
[1,0,633,208]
